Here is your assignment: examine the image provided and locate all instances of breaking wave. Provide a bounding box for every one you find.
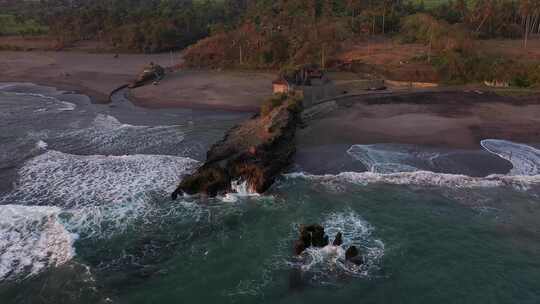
[1,150,199,238]
[481,139,540,176]
[292,140,539,190]
[220,180,261,203]
[0,205,77,282]
[47,114,188,155]
[286,171,540,190]
[13,92,76,111]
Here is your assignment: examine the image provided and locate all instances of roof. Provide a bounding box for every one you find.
[272,77,290,86]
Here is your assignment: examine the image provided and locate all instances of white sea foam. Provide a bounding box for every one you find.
[295,140,540,190]
[347,144,441,173]
[286,171,540,190]
[481,139,540,176]
[36,140,48,150]
[291,211,384,280]
[221,180,261,202]
[0,205,77,282]
[14,92,76,111]
[49,114,186,155]
[1,150,199,237]
[0,83,17,90]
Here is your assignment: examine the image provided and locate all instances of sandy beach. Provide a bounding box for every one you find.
[298,91,540,150]
[1,50,539,151]
[0,51,274,109]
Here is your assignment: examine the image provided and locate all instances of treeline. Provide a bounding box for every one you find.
[400,1,540,86]
[181,0,540,87]
[184,0,420,68]
[7,0,249,52]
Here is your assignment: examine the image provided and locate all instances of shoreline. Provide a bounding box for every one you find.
[0,51,274,112]
[298,91,540,151]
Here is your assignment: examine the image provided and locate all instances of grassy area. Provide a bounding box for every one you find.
[0,14,47,36]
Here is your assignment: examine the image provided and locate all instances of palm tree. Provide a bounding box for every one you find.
[519,0,540,49]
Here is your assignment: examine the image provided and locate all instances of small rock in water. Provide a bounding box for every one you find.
[306,224,328,247]
[293,239,307,256]
[333,232,343,246]
[293,224,332,255]
[345,245,363,265]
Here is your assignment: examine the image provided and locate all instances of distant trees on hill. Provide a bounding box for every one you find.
[25,0,247,52]
[3,0,540,53]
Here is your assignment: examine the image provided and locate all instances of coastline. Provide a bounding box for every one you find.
[2,50,540,153]
[0,51,274,111]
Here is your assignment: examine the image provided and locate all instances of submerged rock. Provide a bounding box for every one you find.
[172,95,302,198]
[345,245,363,265]
[333,232,343,246]
[293,225,363,266]
[293,224,333,255]
[305,224,329,247]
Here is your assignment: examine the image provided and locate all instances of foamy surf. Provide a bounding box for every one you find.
[13,92,76,111]
[220,180,261,202]
[47,114,187,155]
[0,150,200,238]
[286,171,540,190]
[290,211,384,283]
[0,205,77,282]
[347,144,442,173]
[481,139,540,176]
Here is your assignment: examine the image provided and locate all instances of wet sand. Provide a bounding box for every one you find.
[298,91,540,150]
[129,70,274,112]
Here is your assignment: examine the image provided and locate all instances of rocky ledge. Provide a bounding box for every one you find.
[172,94,302,198]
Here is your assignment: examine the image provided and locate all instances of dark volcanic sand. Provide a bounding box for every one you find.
[298,91,540,149]
[294,91,539,176]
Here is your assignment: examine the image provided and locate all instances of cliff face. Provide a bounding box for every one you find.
[172,97,302,198]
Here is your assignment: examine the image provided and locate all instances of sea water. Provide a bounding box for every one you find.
[0,84,539,304]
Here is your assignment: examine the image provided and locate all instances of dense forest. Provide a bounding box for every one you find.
[2,1,539,53]
[1,0,248,51]
[1,0,539,86]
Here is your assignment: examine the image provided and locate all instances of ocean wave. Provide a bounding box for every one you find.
[481,139,540,176]
[347,144,441,173]
[13,92,76,111]
[286,171,540,190]
[47,114,188,155]
[0,150,199,238]
[0,83,17,90]
[0,205,77,282]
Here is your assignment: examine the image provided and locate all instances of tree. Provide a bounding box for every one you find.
[520,0,540,48]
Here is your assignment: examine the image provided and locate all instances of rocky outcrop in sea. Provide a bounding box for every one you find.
[172,95,302,198]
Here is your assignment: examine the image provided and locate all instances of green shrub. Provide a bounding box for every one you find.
[0,14,47,36]
[260,94,288,117]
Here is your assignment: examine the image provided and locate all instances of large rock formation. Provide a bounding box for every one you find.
[172,95,302,198]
